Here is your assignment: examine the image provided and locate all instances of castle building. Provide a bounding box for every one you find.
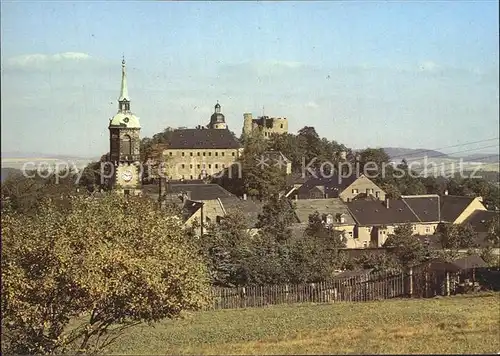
[162,102,243,180]
[207,101,227,129]
[242,113,288,139]
[107,59,142,195]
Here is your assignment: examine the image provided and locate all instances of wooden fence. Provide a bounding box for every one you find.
[205,267,495,310]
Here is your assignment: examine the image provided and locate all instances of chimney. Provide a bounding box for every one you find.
[444,190,449,196]
[243,193,247,201]
[477,196,483,202]
[385,198,390,209]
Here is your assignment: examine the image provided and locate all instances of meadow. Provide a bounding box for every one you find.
[106,292,500,354]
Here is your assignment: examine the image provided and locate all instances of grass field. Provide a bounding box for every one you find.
[106,293,500,354]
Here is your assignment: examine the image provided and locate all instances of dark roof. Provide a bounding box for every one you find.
[440,195,477,222]
[166,183,235,201]
[296,173,359,198]
[347,199,420,226]
[462,210,499,233]
[451,255,488,270]
[286,172,309,186]
[182,200,203,220]
[292,198,355,225]
[167,128,241,149]
[401,195,440,222]
[220,197,264,228]
[427,255,489,273]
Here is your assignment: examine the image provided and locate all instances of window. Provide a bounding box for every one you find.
[352,189,358,194]
[280,124,283,128]
[203,152,206,156]
[190,152,193,156]
[215,152,218,156]
[181,164,185,169]
[190,175,193,179]
[412,225,417,231]
[120,134,132,156]
[215,164,218,169]
[182,152,185,157]
[363,241,368,248]
[190,164,193,169]
[197,164,201,169]
[232,152,235,156]
[208,164,212,169]
[169,152,172,156]
[221,152,225,157]
[197,152,201,156]
[425,226,431,233]
[376,191,380,198]
[222,164,225,168]
[124,189,130,196]
[208,152,212,156]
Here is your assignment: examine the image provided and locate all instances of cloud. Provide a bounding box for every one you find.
[418,60,440,72]
[5,52,91,68]
[305,101,319,109]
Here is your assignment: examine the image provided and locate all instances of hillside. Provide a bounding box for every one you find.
[105,293,500,354]
[1,167,22,182]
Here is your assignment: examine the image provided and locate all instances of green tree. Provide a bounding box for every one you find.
[1,194,209,354]
[486,217,500,247]
[437,222,479,249]
[383,223,427,268]
[256,196,297,242]
[201,210,253,286]
[288,212,347,282]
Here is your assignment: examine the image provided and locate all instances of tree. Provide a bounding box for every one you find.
[437,222,479,249]
[288,212,347,282]
[256,196,297,242]
[1,194,209,354]
[486,217,500,248]
[383,223,427,268]
[358,148,390,177]
[201,210,253,287]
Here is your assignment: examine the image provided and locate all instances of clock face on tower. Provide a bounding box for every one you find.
[121,169,133,182]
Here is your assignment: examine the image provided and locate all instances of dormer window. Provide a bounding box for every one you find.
[323,214,333,225]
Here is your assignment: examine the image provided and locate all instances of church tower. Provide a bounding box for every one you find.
[108,58,142,195]
[207,101,227,129]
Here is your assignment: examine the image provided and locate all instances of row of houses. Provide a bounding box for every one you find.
[143,172,498,249]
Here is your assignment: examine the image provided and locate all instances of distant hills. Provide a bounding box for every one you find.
[380,147,499,164]
[381,147,447,161]
[2,151,94,160]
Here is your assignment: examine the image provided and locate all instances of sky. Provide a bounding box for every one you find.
[1,1,499,158]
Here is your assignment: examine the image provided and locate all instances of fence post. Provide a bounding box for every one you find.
[425,271,429,298]
[240,287,247,309]
[285,284,289,303]
[409,267,413,297]
[401,271,405,297]
[446,272,450,296]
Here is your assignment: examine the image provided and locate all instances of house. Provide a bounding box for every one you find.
[440,194,487,224]
[160,182,264,235]
[462,209,499,235]
[346,198,438,248]
[291,198,358,247]
[400,194,441,235]
[286,173,386,202]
